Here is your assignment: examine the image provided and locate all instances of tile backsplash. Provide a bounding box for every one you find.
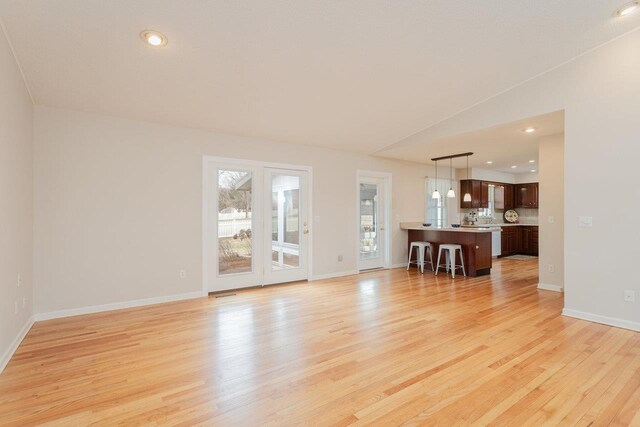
[459,208,538,224]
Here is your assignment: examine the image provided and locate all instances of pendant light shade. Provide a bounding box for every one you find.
[447,158,456,198]
[463,155,472,202]
[432,159,440,199]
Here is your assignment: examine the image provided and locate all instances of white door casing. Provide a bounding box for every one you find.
[203,157,312,293]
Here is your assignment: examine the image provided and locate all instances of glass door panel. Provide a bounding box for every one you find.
[359,177,385,270]
[359,183,379,260]
[218,169,253,275]
[207,164,263,292]
[264,169,308,285]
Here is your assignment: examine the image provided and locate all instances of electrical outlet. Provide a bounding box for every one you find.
[337,255,343,262]
[624,290,635,303]
[14,301,18,315]
[17,274,22,288]
[179,269,187,279]
[548,264,555,273]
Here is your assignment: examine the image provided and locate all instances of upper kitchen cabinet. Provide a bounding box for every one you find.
[493,184,514,210]
[494,185,505,210]
[460,180,488,209]
[515,183,539,208]
[503,184,515,210]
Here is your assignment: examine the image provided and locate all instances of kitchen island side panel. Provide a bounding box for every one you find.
[407,229,492,277]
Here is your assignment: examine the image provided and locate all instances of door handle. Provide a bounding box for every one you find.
[303,228,309,234]
[380,227,385,231]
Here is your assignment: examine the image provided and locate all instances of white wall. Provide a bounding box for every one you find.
[455,167,539,184]
[538,134,564,290]
[33,106,428,314]
[513,172,539,184]
[395,28,640,330]
[0,27,33,371]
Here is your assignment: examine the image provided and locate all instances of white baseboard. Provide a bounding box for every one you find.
[310,270,358,281]
[34,291,205,322]
[0,315,35,375]
[537,283,564,292]
[562,308,640,332]
[390,263,407,269]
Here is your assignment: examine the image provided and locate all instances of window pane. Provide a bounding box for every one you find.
[271,174,300,270]
[218,170,252,275]
[272,192,278,241]
[360,183,379,259]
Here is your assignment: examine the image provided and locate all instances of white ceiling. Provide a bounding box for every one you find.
[381,110,565,173]
[0,1,637,154]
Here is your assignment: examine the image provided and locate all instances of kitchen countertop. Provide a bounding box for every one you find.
[400,222,501,233]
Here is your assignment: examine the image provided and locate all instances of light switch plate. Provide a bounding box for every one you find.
[578,216,593,228]
[548,216,554,223]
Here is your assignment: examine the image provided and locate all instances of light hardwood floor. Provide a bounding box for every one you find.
[1,259,639,426]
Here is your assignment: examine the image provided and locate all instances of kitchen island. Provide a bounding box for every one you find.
[400,222,501,277]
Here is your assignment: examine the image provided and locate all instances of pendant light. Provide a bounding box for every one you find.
[431,159,440,199]
[463,155,472,202]
[446,158,456,198]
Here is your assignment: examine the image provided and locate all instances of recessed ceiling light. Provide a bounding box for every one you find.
[140,30,168,47]
[616,1,639,16]
[531,169,537,173]
[511,165,517,169]
[486,161,493,164]
[529,160,536,163]
[523,127,536,133]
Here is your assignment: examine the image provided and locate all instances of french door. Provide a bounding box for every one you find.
[205,159,310,292]
[263,169,309,285]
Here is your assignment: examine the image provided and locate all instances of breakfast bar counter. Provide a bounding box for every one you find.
[400,222,498,277]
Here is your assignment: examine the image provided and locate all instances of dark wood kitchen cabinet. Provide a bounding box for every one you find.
[481,181,489,208]
[503,184,515,210]
[460,180,488,209]
[515,183,539,208]
[500,226,520,256]
[522,226,539,255]
[500,225,538,256]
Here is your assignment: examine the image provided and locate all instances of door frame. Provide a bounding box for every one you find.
[202,156,313,294]
[356,170,392,272]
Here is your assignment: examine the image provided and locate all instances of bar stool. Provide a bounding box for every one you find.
[435,244,466,278]
[407,241,434,273]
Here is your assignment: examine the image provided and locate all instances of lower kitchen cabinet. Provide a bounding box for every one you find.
[500,226,538,256]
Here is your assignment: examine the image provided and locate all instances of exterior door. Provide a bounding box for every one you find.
[358,176,386,270]
[263,169,309,285]
[205,158,310,293]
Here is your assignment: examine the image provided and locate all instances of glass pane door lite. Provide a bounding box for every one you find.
[359,177,385,270]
